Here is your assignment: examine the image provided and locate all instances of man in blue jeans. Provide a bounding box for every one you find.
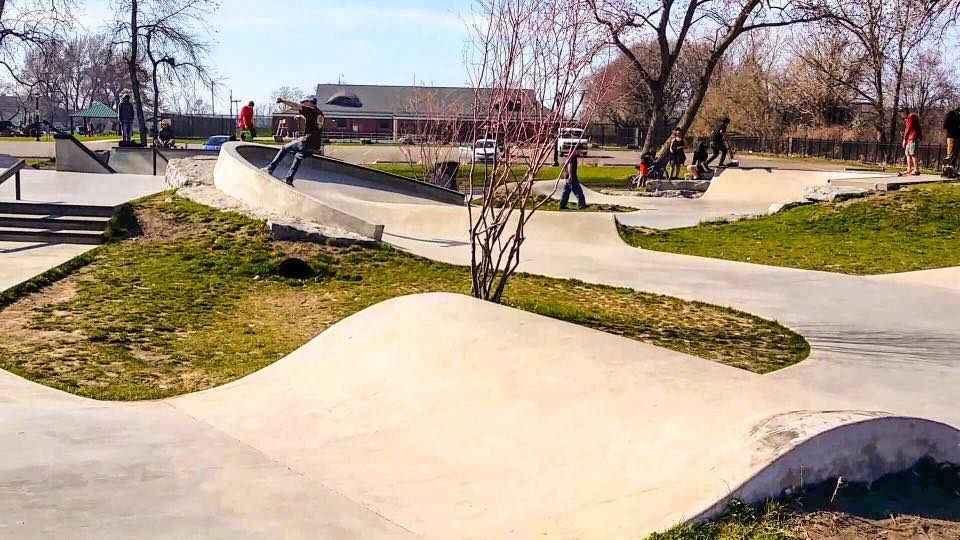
[118,95,134,143]
[263,95,324,185]
[559,147,587,209]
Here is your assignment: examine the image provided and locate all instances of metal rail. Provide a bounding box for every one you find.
[0,159,26,200]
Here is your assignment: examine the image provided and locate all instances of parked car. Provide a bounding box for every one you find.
[557,127,589,156]
[202,135,232,151]
[473,138,504,162]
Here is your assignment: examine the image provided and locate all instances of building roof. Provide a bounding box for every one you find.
[275,84,547,120]
[71,102,118,119]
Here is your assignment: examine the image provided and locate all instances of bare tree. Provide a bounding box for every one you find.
[0,0,75,124]
[902,48,958,134]
[167,71,211,114]
[803,0,953,152]
[270,86,306,112]
[110,0,217,144]
[587,0,821,154]
[140,2,215,145]
[397,87,466,184]
[582,39,704,131]
[466,0,603,303]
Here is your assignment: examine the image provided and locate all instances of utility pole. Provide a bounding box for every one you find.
[34,95,40,142]
[229,89,240,119]
[210,82,215,115]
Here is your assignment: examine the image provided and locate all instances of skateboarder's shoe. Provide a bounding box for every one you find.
[284,178,295,186]
[260,166,274,175]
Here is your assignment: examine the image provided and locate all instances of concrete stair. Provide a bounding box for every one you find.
[0,202,115,245]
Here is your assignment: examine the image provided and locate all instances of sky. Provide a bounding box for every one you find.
[75,0,475,113]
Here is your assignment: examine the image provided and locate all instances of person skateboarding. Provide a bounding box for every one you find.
[704,116,733,171]
[262,95,324,185]
[238,101,256,141]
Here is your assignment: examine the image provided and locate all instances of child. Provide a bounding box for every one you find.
[669,128,686,179]
[634,151,655,188]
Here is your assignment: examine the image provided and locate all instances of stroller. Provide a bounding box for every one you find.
[633,151,668,188]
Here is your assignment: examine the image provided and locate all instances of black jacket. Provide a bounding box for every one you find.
[119,101,134,122]
[944,108,960,139]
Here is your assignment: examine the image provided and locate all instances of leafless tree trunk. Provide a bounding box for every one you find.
[466,0,604,303]
[111,0,217,145]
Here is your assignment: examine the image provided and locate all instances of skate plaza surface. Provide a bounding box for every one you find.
[1,142,957,538]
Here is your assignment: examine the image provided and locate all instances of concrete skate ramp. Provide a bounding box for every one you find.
[168,293,960,537]
[53,133,115,174]
[235,144,465,206]
[109,147,219,175]
[700,167,887,205]
[214,143,385,241]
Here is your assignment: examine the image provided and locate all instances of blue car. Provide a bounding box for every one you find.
[202,135,232,151]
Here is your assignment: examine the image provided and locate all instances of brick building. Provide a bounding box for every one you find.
[272,84,544,142]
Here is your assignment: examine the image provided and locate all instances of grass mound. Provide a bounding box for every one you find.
[0,194,808,400]
[621,183,960,274]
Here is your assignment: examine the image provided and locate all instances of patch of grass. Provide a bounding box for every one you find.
[370,162,638,187]
[650,458,960,539]
[621,183,960,274]
[473,192,637,212]
[651,499,801,539]
[0,194,808,400]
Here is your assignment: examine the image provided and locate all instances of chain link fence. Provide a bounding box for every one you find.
[730,136,949,170]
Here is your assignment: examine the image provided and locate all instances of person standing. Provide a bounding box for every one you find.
[238,101,256,141]
[559,147,588,210]
[942,104,960,178]
[899,108,922,176]
[119,95,134,143]
[669,128,686,179]
[704,116,733,171]
[262,95,324,185]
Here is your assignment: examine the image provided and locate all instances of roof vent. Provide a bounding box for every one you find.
[325,91,363,108]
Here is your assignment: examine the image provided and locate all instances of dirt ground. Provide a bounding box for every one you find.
[798,511,960,539]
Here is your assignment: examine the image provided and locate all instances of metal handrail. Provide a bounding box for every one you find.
[0,159,26,200]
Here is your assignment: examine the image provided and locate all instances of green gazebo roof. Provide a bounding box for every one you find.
[70,102,118,119]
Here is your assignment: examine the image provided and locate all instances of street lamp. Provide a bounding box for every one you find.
[34,95,41,142]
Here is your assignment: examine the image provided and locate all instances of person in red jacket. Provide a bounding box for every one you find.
[899,107,922,176]
[238,101,256,141]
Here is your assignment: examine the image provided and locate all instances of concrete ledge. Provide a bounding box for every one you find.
[110,147,220,175]
[829,175,953,192]
[213,142,384,241]
[236,144,465,206]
